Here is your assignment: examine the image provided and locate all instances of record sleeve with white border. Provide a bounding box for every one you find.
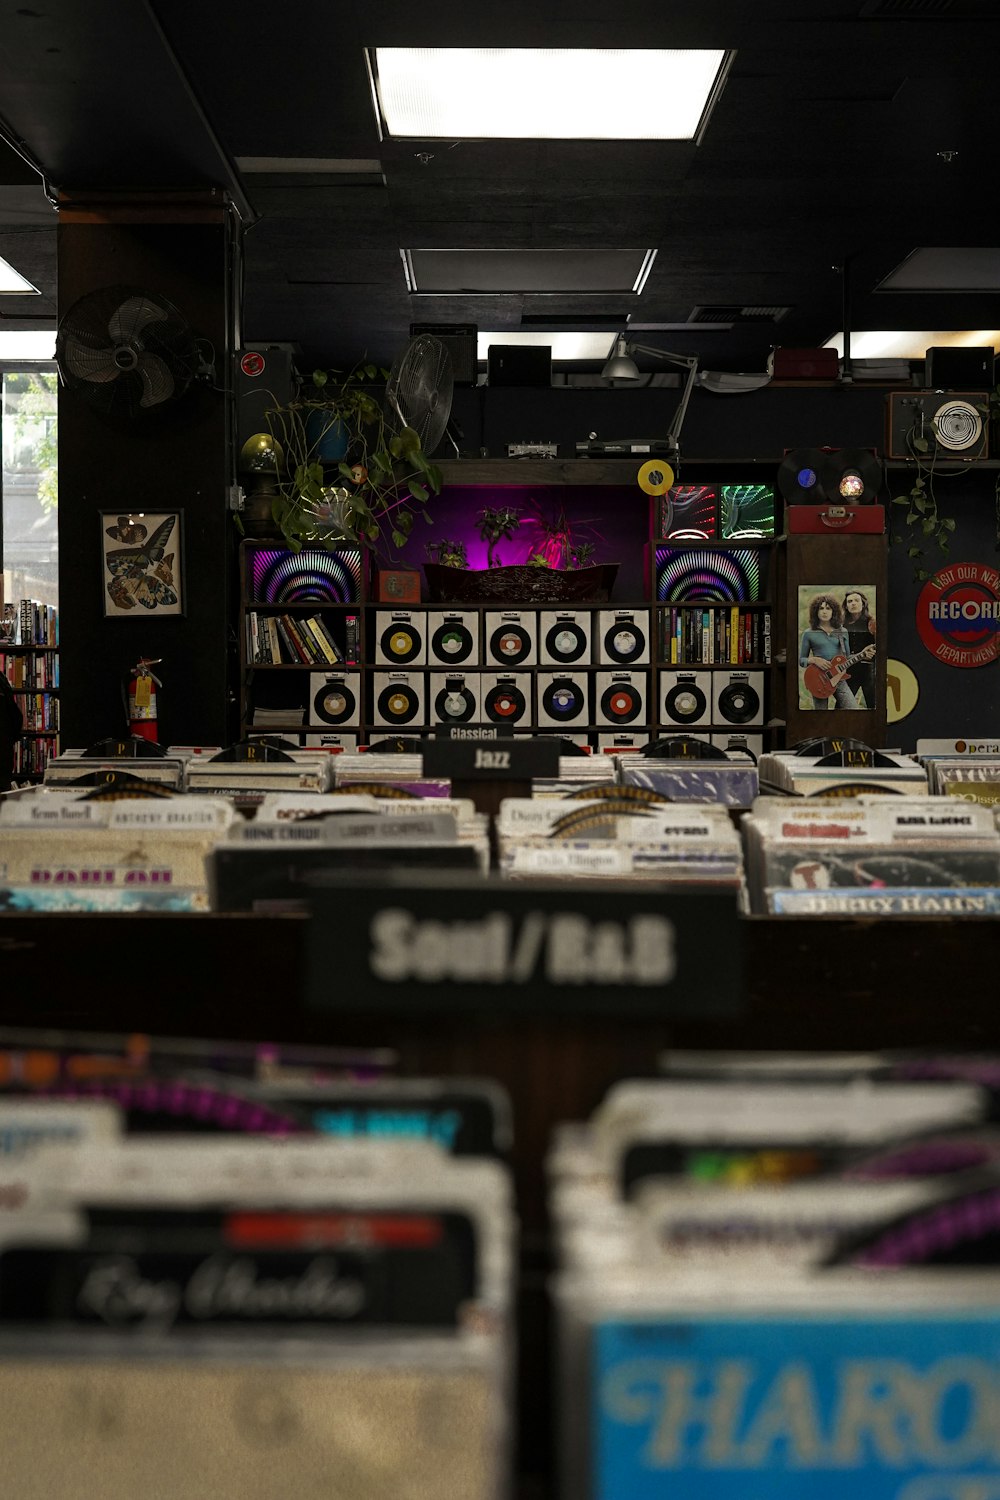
[597,610,650,666]
[485,611,536,667]
[539,611,592,666]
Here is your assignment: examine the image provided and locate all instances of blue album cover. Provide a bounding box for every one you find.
[594,1311,1000,1500]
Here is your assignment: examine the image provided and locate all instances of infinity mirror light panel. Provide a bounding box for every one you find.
[659,485,717,540]
[720,483,775,540]
[655,547,762,603]
[250,547,362,604]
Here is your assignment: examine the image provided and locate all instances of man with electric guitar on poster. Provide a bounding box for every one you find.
[799,589,877,711]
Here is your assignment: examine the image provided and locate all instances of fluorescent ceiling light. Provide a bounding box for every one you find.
[372,48,733,141]
[402,248,655,295]
[824,330,1000,358]
[877,248,1000,292]
[0,255,38,295]
[478,331,621,362]
[0,329,55,359]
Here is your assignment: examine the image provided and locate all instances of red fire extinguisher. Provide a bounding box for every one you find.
[127,658,163,743]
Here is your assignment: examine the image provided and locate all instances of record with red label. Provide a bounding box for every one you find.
[490,624,532,665]
[484,681,527,723]
[601,681,643,723]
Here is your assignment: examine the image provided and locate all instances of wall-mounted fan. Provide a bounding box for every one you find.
[55,286,202,417]
[384,333,454,457]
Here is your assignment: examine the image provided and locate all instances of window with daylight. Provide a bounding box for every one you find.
[1,365,58,616]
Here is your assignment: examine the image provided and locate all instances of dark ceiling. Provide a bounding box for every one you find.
[0,0,997,375]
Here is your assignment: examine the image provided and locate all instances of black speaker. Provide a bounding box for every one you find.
[925,345,995,391]
[487,344,551,387]
[237,346,296,448]
[410,323,478,386]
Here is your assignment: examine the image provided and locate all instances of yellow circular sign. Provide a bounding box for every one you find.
[636,459,675,496]
[886,658,920,723]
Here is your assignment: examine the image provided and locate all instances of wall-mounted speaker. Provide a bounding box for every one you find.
[410,323,478,386]
[925,345,995,391]
[886,390,989,460]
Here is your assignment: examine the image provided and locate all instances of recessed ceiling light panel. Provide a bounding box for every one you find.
[877,247,1000,292]
[371,48,734,141]
[401,247,656,294]
[0,254,39,295]
[824,329,1000,358]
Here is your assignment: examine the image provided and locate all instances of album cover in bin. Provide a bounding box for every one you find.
[208,841,479,911]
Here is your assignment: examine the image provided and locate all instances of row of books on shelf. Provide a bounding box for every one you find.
[247,610,360,667]
[1,599,59,648]
[11,736,58,778]
[1,652,59,690]
[17,694,58,732]
[662,606,771,666]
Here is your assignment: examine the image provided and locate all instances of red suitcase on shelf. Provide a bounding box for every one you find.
[786,504,885,534]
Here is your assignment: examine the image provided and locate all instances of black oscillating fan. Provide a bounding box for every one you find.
[56,286,202,417]
[384,333,454,457]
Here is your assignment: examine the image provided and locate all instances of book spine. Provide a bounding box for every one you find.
[283,615,314,663]
[344,614,360,665]
[274,617,300,664]
[730,606,739,664]
[291,616,323,663]
[307,615,342,664]
[701,609,710,665]
[763,610,772,665]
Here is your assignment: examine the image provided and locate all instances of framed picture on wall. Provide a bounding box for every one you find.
[797,583,877,711]
[100,510,184,618]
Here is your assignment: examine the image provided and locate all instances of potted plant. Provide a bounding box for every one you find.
[237,363,443,553]
[423,502,619,603]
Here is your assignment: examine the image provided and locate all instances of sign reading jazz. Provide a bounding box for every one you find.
[305,877,741,1017]
[595,1311,1000,1500]
[917,562,1000,668]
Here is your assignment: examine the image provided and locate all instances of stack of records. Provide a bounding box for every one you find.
[758,745,928,797]
[742,793,1000,913]
[333,752,453,800]
[0,792,236,911]
[0,1132,515,1500]
[529,756,618,800]
[495,793,744,886]
[549,1067,1000,1500]
[619,754,758,808]
[185,747,334,796]
[209,795,487,911]
[917,740,1000,807]
[43,748,187,790]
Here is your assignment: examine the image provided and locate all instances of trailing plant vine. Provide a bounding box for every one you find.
[890,392,994,580]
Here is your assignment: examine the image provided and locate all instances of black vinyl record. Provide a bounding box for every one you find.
[604,618,646,664]
[380,620,422,664]
[377,682,420,725]
[820,447,881,504]
[484,680,527,723]
[545,620,589,664]
[777,447,829,504]
[490,623,532,665]
[542,677,586,722]
[312,679,357,726]
[717,679,761,724]
[431,619,475,663]
[601,680,643,724]
[435,681,477,722]
[663,678,708,725]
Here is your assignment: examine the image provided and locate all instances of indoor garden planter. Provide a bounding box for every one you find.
[422,561,619,604]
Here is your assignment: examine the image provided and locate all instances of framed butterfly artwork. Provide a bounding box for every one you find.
[100,510,185,618]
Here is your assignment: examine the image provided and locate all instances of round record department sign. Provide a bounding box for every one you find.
[916,562,1000,668]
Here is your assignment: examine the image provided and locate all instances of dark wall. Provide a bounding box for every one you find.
[57,213,234,749]
[446,381,1000,749]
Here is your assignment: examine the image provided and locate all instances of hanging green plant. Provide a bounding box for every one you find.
[890,395,992,580]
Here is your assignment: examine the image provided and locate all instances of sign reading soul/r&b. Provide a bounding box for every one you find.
[305,876,741,1017]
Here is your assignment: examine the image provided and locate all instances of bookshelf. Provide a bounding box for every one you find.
[1,600,60,782]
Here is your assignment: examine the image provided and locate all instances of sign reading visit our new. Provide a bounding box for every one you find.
[917,562,1000,669]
